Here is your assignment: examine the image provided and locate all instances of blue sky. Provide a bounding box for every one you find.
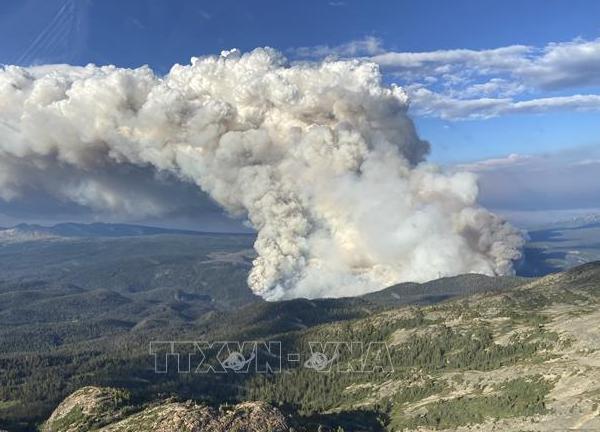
[1,0,599,163]
[0,0,598,227]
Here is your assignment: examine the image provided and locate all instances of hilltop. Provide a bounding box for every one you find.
[42,387,289,432]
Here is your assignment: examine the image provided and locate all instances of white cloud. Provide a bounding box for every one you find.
[409,86,600,119]
[458,153,533,171]
[519,38,600,90]
[459,79,525,98]
[385,37,600,119]
[292,36,384,58]
[371,37,600,91]
[570,158,600,167]
[372,45,530,77]
[292,36,600,119]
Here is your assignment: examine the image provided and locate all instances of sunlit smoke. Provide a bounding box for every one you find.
[0,48,525,299]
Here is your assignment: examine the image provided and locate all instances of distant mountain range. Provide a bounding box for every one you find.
[0,222,242,240]
[2,219,599,281]
[520,214,600,277]
[542,212,600,229]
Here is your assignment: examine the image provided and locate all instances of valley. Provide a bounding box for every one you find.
[0,224,599,431]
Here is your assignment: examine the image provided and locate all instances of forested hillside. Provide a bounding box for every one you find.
[3,245,600,430]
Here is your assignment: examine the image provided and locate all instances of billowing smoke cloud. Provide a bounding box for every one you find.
[0,48,524,299]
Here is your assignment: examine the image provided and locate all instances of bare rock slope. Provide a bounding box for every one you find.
[43,387,290,432]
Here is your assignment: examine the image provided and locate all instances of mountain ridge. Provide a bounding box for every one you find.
[0,222,253,239]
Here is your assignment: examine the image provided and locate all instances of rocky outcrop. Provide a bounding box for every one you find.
[44,387,291,432]
[43,387,132,432]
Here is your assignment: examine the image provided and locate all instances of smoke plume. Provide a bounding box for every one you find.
[0,48,524,299]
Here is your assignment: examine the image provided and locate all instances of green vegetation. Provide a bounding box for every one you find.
[1,232,599,431]
[47,406,86,431]
[391,376,553,429]
[391,325,548,371]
